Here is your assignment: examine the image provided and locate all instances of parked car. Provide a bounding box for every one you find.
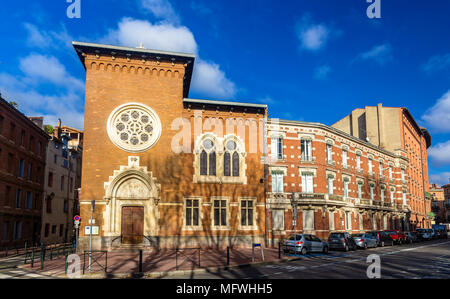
[283,234,329,255]
[405,231,418,243]
[352,233,378,249]
[416,228,432,240]
[384,230,407,245]
[367,231,394,247]
[328,232,357,251]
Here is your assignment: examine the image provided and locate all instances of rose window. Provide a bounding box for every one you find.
[107,103,161,153]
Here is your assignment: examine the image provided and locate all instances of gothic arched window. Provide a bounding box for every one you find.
[199,138,216,177]
[224,140,240,177]
[200,150,208,175]
[232,152,239,177]
[224,152,231,176]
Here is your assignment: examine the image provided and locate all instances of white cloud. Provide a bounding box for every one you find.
[101,17,237,99]
[428,140,450,166]
[0,55,84,129]
[191,59,236,99]
[422,53,450,74]
[140,0,180,24]
[429,172,450,187]
[354,43,393,66]
[19,54,84,92]
[299,24,329,51]
[314,65,331,80]
[422,90,450,133]
[296,14,337,52]
[0,75,84,129]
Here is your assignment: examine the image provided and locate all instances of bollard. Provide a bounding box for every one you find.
[5,247,8,257]
[278,242,281,259]
[24,242,28,255]
[31,248,35,268]
[139,250,143,273]
[227,247,230,266]
[65,253,69,274]
[40,251,44,270]
[50,246,53,260]
[16,245,18,255]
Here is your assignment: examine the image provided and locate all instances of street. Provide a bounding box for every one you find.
[0,255,55,279]
[164,239,450,279]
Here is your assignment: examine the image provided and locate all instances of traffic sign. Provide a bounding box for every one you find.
[74,215,81,221]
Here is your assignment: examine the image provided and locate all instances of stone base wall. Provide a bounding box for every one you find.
[78,235,266,251]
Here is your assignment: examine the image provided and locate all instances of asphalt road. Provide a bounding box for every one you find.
[0,254,55,279]
[164,239,450,279]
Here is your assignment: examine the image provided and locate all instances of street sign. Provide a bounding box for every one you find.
[74,215,81,221]
[85,226,99,235]
[74,220,80,225]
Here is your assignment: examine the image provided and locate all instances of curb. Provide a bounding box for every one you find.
[46,255,303,279]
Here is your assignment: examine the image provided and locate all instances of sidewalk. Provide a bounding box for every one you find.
[18,247,298,278]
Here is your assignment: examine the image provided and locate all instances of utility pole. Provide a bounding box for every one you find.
[89,200,94,272]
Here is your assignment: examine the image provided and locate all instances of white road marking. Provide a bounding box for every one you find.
[0,273,12,279]
[25,273,42,277]
[9,270,26,274]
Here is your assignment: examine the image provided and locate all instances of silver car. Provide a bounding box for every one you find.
[283,234,329,255]
[352,233,377,249]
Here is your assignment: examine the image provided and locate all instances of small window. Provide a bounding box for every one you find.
[48,172,53,187]
[44,223,50,237]
[16,189,22,208]
[18,159,25,178]
[26,192,32,209]
[185,199,200,227]
[213,200,227,227]
[52,225,57,234]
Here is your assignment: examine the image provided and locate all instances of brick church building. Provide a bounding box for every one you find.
[73,42,267,250]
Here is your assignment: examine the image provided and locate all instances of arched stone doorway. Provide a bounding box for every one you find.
[103,157,160,247]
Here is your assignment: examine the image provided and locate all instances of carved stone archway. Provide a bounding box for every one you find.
[103,156,161,243]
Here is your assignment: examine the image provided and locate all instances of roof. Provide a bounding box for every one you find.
[72,41,196,98]
[0,94,50,140]
[183,98,267,109]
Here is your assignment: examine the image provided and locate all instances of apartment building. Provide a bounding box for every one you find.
[332,103,432,229]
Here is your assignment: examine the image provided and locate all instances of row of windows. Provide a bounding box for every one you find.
[2,185,40,210]
[0,150,42,183]
[47,172,73,191]
[45,196,69,214]
[1,221,38,241]
[271,137,401,178]
[272,209,404,231]
[184,199,255,228]
[43,223,64,238]
[271,173,407,204]
[199,138,241,177]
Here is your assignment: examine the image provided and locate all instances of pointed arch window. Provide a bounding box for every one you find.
[224,152,231,176]
[199,138,216,176]
[224,139,240,177]
[200,150,208,175]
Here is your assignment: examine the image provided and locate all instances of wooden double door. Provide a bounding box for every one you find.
[121,206,144,244]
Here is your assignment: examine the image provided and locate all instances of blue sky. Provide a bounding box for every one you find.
[0,0,449,185]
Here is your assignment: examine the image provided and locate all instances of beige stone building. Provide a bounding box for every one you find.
[41,127,81,244]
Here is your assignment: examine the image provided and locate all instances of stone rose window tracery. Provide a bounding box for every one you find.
[107,103,162,153]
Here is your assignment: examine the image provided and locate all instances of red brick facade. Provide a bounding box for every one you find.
[267,120,410,242]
